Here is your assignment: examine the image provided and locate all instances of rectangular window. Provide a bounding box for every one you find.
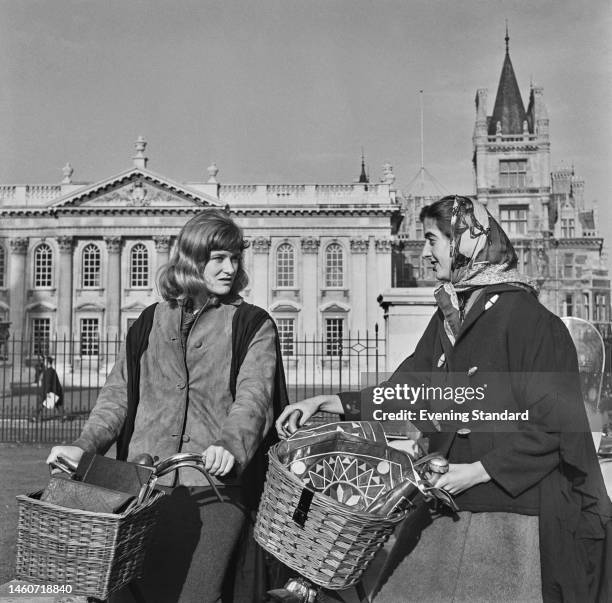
[595,294,607,322]
[276,318,295,356]
[80,318,99,356]
[0,245,5,288]
[31,318,51,355]
[130,244,149,288]
[499,206,528,236]
[325,318,343,356]
[563,294,573,317]
[561,218,575,238]
[563,253,573,278]
[276,244,295,288]
[499,160,527,189]
[582,293,590,321]
[34,246,53,288]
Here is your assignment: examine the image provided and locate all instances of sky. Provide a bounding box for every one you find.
[1,0,611,255]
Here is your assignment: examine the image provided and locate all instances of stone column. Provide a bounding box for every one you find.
[301,237,320,336]
[375,238,393,327]
[350,238,369,332]
[104,236,122,341]
[251,237,270,310]
[56,236,74,340]
[378,288,437,372]
[153,235,172,274]
[8,238,28,339]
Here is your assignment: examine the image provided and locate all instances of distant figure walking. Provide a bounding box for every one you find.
[31,356,64,421]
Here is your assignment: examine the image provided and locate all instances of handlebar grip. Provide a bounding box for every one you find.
[137,453,225,504]
[49,456,78,475]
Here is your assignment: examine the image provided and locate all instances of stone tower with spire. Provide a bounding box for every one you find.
[473,27,550,232]
[472,28,609,322]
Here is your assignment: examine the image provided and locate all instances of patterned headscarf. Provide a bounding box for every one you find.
[432,196,537,344]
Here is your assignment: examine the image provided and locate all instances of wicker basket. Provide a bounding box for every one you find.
[254,435,412,590]
[15,488,164,600]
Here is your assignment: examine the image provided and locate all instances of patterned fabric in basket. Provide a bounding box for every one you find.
[255,428,417,590]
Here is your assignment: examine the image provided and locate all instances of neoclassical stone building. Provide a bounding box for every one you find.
[394,33,610,324]
[0,139,399,361]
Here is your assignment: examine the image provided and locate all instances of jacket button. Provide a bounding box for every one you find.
[457,428,471,437]
[176,382,186,390]
[194,342,203,348]
[182,434,190,443]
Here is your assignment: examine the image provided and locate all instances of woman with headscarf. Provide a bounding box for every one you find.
[276,195,611,602]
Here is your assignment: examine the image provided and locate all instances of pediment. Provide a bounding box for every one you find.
[51,168,221,210]
[75,301,106,312]
[320,302,350,313]
[25,301,56,312]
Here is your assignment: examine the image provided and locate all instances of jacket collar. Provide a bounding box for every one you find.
[453,284,533,346]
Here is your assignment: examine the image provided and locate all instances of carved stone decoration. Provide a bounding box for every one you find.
[207,163,219,184]
[127,181,149,207]
[381,163,396,185]
[350,238,369,254]
[251,237,271,254]
[62,162,74,184]
[104,236,123,254]
[132,136,148,169]
[56,236,75,253]
[153,235,172,252]
[9,238,28,254]
[375,239,393,254]
[301,236,320,254]
[535,248,549,278]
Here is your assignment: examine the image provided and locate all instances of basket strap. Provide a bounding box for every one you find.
[292,487,315,527]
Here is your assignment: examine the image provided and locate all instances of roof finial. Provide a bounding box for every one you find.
[359,148,368,183]
[505,20,509,54]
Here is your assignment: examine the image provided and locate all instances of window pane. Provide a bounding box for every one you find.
[34,244,53,287]
[499,160,527,189]
[276,318,295,356]
[80,318,99,356]
[499,206,528,236]
[82,244,101,288]
[31,318,51,355]
[325,318,343,356]
[276,243,295,287]
[130,243,149,287]
[325,243,344,287]
[0,245,5,288]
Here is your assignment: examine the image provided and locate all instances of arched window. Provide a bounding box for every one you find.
[276,243,295,288]
[325,243,344,287]
[0,244,5,288]
[34,243,53,288]
[130,243,149,288]
[81,243,101,288]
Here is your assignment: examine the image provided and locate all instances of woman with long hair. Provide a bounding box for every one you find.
[48,208,286,602]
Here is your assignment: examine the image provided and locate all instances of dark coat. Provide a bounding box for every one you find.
[340,284,612,602]
[41,367,63,407]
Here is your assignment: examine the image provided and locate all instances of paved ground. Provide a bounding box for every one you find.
[0,443,50,586]
[2,441,611,597]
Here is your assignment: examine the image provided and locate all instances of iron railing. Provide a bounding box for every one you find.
[0,329,385,443]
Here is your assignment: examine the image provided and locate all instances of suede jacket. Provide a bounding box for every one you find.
[74,298,277,486]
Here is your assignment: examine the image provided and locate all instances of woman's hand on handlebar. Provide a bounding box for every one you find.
[46,445,85,473]
[434,461,491,495]
[202,445,235,477]
[276,394,343,439]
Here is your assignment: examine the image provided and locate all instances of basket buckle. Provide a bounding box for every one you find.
[292,487,315,527]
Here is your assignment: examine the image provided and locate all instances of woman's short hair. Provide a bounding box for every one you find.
[157,208,249,304]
